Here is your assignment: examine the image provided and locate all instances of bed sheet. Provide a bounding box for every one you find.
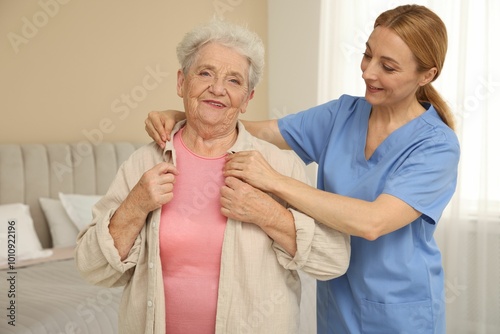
[0,248,122,334]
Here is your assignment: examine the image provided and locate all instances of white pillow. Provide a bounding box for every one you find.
[0,203,52,266]
[39,198,79,248]
[58,193,102,231]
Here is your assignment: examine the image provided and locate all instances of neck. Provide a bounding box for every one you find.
[370,99,425,129]
[181,124,238,157]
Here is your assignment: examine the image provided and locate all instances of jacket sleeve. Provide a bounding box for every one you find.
[74,159,146,288]
[274,209,350,280]
[271,152,350,280]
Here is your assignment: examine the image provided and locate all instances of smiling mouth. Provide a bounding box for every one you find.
[205,100,226,108]
[367,84,383,91]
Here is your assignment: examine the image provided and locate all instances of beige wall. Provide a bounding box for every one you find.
[0,0,268,144]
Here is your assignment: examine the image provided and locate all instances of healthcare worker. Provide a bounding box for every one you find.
[145,4,460,333]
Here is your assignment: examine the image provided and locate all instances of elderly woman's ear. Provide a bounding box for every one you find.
[176,69,185,98]
[239,90,255,115]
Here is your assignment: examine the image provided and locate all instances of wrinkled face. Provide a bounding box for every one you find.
[177,42,254,132]
[361,26,435,109]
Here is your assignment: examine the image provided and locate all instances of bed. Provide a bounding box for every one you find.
[0,142,144,334]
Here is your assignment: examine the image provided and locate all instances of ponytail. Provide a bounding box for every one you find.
[417,84,455,131]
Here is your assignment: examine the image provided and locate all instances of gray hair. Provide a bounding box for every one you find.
[176,19,265,91]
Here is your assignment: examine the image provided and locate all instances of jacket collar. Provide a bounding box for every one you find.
[162,120,256,164]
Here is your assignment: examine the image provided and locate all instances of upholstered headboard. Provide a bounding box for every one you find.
[0,142,144,248]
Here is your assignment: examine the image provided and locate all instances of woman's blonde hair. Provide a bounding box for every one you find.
[375,5,455,130]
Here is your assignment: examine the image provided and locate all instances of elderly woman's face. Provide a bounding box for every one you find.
[177,43,254,131]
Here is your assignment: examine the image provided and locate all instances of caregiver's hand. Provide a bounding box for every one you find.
[145,110,185,148]
[224,151,284,193]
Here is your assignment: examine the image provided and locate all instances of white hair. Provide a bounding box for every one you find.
[176,19,265,91]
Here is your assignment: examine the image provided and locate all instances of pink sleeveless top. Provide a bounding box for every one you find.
[160,128,227,334]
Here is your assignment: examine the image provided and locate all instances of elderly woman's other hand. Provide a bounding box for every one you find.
[220,176,274,224]
[221,176,297,255]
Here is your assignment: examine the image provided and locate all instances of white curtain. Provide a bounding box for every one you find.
[319,0,500,333]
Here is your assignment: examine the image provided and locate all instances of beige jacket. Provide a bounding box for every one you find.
[75,121,350,334]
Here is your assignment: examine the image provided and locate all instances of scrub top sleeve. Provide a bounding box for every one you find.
[278,99,341,165]
[384,133,460,224]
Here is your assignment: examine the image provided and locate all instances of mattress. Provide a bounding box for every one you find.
[0,247,122,334]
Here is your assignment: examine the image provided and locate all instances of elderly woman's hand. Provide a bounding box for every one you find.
[223,151,283,193]
[109,162,178,260]
[127,162,178,217]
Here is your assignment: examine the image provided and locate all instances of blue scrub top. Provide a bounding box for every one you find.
[278,95,460,334]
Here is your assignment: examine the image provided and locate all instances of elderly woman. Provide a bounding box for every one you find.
[75,19,350,334]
